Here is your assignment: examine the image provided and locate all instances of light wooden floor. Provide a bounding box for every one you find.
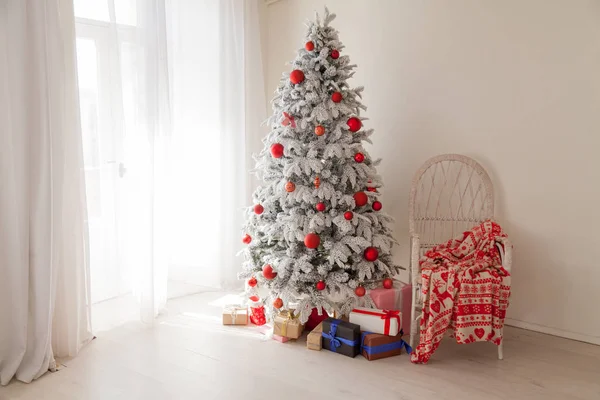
[2,291,599,400]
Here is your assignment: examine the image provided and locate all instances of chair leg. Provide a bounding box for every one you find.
[497,341,504,360]
[409,286,419,349]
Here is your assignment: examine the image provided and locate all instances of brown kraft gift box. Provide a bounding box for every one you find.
[222,305,248,325]
[306,322,323,350]
[273,310,304,339]
[361,332,409,361]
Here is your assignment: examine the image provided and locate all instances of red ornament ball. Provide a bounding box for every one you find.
[262,264,278,280]
[247,277,257,287]
[270,143,284,158]
[290,69,305,84]
[383,277,393,289]
[316,202,326,212]
[316,280,326,291]
[249,295,260,302]
[354,191,368,207]
[372,201,382,211]
[344,211,354,220]
[304,233,320,249]
[364,247,379,262]
[355,285,366,297]
[254,204,264,215]
[242,234,252,244]
[273,298,283,309]
[367,187,377,192]
[354,153,365,163]
[331,92,343,103]
[331,49,340,59]
[314,125,325,136]
[305,41,315,51]
[347,117,362,132]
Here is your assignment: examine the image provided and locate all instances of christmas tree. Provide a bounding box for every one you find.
[239,8,399,322]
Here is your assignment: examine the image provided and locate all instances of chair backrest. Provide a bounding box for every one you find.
[409,154,494,250]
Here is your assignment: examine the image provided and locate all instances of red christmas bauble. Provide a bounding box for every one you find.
[331,49,340,59]
[262,264,277,280]
[314,125,325,136]
[355,285,366,297]
[242,234,252,244]
[364,247,379,262]
[367,187,377,192]
[372,201,382,211]
[273,298,283,309]
[331,92,343,103]
[354,153,365,163]
[304,233,320,249]
[383,278,393,289]
[254,204,264,215]
[316,202,326,212]
[347,117,362,132]
[305,41,315,51]
[354,191,368,207]
[247,277,257,287]
[316,280,326,291]
[270,143,284,158]
[344,211,354,220]
[249,295,260,302]
[290,69,305,84]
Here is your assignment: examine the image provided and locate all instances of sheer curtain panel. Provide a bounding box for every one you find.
[0,0,93,385]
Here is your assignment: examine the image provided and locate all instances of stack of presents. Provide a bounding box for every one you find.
[222,280,413,361]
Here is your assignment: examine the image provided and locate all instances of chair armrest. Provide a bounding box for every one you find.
[410,234,421,286]
[495,236,513,273]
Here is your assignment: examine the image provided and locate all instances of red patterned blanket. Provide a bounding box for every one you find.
[411,220,511,363]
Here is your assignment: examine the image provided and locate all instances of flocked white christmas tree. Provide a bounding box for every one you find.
[238,8,400,323]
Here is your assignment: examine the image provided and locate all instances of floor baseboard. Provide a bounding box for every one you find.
[505,318,600,346]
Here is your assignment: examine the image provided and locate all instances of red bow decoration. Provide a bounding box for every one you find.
[282,112,296,128]
[351,308,400,335]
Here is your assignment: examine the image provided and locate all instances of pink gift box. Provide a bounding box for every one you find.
[273,334,290,343]
[369,281,412,335]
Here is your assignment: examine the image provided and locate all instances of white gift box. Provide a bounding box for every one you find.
[349,307,401,336]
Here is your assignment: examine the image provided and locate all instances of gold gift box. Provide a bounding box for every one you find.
[273,310,304,339]
[222,305,248,325]
[306,322,323,351]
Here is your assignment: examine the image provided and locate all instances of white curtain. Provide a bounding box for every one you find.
[0,0,93,385]
[74,0,266,326]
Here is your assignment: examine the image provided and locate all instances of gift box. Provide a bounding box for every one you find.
[349,307,401,336]
[222,305,248,325]
[305,307,330,331]
[370,281,412,334]
[273,310,304,339]
[273,334,291,343]
[361,331,412,361]
[322,318,360,358]
[306,322,323,351]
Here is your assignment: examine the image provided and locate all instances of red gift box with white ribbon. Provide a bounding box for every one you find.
[349,307,401,336]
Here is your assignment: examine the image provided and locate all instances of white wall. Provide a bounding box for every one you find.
[263,0,600,344]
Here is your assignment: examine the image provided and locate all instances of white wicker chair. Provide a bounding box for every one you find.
[408,154,512,360]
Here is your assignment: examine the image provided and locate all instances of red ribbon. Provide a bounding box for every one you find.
[352,308,400,335]
[282,112,296,128]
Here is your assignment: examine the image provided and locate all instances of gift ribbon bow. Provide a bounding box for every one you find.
[361,330,413,355]
[351,308,400,335]
[278,310,298,337]
[223,304,246,325]
[282,112,296,128]
[321,320,357,352]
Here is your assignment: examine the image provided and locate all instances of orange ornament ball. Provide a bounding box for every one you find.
[354,191,368,207]
[290,69,305,84]
[314,125,325,136]
[355,285,366,297]
[305,41,315,51]
[304,233,320,249]
[285,181,296,192]
[273,298,283,309]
